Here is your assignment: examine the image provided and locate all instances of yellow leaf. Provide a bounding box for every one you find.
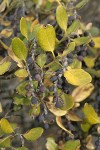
[14,69,28,78]
[56,5,68,32]
[67,111,82,121]
[0,118,14,134]
[30,19,39,32]
[84,57,96,68]
[0,57,11,75]
[37,24,56,53]
[56,116,74,138]
[64,68,92,86]
[72,83,94,102]
[20,17,28,39]
[0,29,13,38]
[93,37,100,48]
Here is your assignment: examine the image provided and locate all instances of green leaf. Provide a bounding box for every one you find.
[36,53,47,68]
[0,58,11,75]
[70,59,82,69]
[14,69,28,78]
[84,57,96,68]
[81,120,91,132]
[56,5,68,32]
[76,0,89,9]
[37,25,56,53]
[13,95,31,105]
[83,103,100,124]
[73,37,91,46]
[29,105,40,116]
[64,68,92,86]
[12,37,27,61]
[23,127,44,141]
[64,140,80,150]
[61,93,74,110]
[20,17,28,39]
[0,136,13,148]
[0,118,14,134]
[46,137,58,150]
[67,20,80,35]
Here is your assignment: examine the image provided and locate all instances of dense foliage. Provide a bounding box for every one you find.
[0,0,100,149]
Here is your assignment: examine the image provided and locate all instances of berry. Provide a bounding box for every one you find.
[83,31,89,36]
[34,74,41,81]
[31,96,38,104]
[38,114,44,122]
[50,76,57,82]
[78,55,84,61]
[39,85,46,93]
[25,84,31,90]
[44,123,49,129]
[89,40,95,47]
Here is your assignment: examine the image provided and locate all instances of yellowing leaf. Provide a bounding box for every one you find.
[0,1,6,13]
[0,103,2,113]
[56,116,74,138]
[73,37,91,46]
[0,57,11,75]
[81,120,91,132]
[47,103,67,116]
[23,127,44,141]
[72,83,94,102]
[56,5,68,32]
[20,17,28,39]
[14,69,28,78]
[84,57,96,68]
[83,103,100,124]
[0,118,14,134]
[12,37,27,61]
[70,59,82,69]
[64,140,80,150]
[64,69,92,86]
[0,29,13,38]
[67,111,82,122]
[75,0,89,9]
[46,137,58,150]
[30,19,39,32]
[37,25,56,53]
[93,37,100,48]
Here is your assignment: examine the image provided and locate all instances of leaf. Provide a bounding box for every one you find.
[0,136,13,148]
[0,118,14,134]
[67,20,80,35]
[20,17,28,39]
[46,137,58,150]
[83,103,100,124]
[0,57,11,75]
[81,120,91,132]
[56,116,74,138]
[13,95,31,105]
[0,103,2,113]
[30,19,39,32]
[61,42,75,57]
[93,37,100,48]
[72,83,94,102]
[68,111,82,122]
[64,140,80,150]
[73,37,91,46]
[70,59,82,69]
[56,5,68,32]
[0,29,13,38]
[84,57,96,68]
[14,69,28,78]
[12,37,27,61]
[76,0,89,9]
[61,93,74,110]
[0,1,6,13]
[47,103,67,116]
[37,25,56,53]
[23,127,44,141]
[36,54,47,68]
[86,68,100,78]
[64,68,92,86]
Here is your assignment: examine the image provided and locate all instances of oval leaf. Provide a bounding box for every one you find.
[72,83,94,102]
[0,118,14,134]
[64,140,80,150]
[0,136,13,148]
[14,69,28,78]
[12,37,27,61]
[64,68,92,86]
[36,53,47,68]
[56,5,68,32]
[23,127,44,141]
[83,103,100,124]
[0,59,11,75]
[46,137,58,150]
[67,20,80,35]
[20,17,28,39]
[73,37,91,46]
[37,25,56,53]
